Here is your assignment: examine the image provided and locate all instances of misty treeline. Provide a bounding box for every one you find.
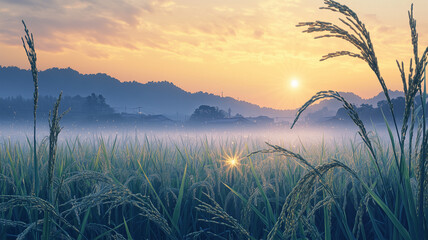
[336,96,426,123]
[2,93,416,126]
[0,93,114,121]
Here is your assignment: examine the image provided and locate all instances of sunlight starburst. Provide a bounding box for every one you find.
[227,156,238,167]
[222,151,243,171]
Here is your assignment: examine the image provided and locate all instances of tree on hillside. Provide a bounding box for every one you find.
[83,93,114,115]
[189,105,227,122]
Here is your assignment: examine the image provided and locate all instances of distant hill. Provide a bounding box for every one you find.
[366,90,404,106]
[303,90,404,116]
[0,66,294,120]
[0,66,405,122]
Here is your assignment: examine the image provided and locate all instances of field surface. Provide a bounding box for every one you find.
[1,129,425,239]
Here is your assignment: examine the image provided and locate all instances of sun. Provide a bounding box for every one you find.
[290,79,299,88]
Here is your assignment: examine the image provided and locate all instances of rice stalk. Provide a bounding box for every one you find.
[59,173,175,239]
[0,218,27,228]
[17,222,39,240]
[266,161,344,240]
[21,20,39,196]
[295,2,428,238]
[408,100,416,175]
[0,195,79,234]
[43,92,69,240]
[301,216,322,240]
[47,92,69,198]
[0,174,16,193]
[289,91,386,189]
[15,220,74,240]
[352,193,370,240]
[417,65,428,239]
[296,0,402,145]
[195,192,253,240]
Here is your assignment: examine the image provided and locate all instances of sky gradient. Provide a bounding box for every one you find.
[1,0,428,109]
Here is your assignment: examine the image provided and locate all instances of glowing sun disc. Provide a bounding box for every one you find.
[291,79,299,88]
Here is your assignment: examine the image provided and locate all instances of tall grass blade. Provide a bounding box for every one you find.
[123,216,134,240]
[76,207,91,240]
[359,181,411,240]
[380,108,400,174]
[248,156,275,227]
[172,163,187,228]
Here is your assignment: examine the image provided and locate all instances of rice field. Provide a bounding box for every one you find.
[0,128,425,239]
[2,0,427,239]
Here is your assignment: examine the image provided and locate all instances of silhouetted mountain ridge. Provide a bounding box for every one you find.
[0,66,406,121]
[0,66,293,120]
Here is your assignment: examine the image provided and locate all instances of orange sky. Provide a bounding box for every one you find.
[1,0,428,109]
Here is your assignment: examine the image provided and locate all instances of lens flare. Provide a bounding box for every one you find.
[223,152,242,171]
[227,157,238,167]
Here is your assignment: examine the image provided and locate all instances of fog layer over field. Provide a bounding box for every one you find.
[0,122,394,151]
